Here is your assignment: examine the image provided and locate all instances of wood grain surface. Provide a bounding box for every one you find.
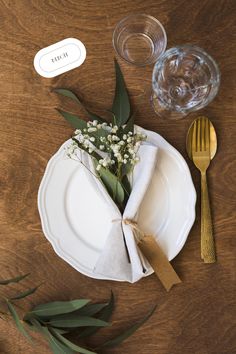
[0,0,235,353]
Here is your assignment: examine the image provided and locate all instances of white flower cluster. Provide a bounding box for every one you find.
[67,120,146,173]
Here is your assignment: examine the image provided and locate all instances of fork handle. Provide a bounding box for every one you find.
[201,172,216,263]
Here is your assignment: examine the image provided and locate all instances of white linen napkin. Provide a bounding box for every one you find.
[80,141,159,283]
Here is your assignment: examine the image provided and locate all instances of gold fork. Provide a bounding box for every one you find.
[192,117,216,263]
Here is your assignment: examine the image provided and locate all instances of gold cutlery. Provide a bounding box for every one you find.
[186,116,217,263]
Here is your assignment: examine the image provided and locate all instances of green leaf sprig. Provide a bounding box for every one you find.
[54,59,146,212]
[0,273,156,354]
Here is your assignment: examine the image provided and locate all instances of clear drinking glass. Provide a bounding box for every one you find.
[152,45,220,119]
[113,14,167,66]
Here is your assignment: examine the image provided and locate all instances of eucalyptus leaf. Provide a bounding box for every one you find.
[112,58,130,127]
[50,328,97,354]
[28,317,44,332]
[121,162,133,179]
[51,328,69,335]
[27,318,68,335]
[7,301,32,342]
[54,88,80,102]
[10,285,40,301]
[98,291,115,322]
[121,175,132,201]
[78,291,114,338]
[77,303,108,317]
[49,335,75,354]
[24,320,40,333]
[27,299,90,318]
[48,315,110,328]
[95,164,124,207]
[122,114,134,135]
[32,319,75,354]
[100,305,157,348]
[46,312,96,322]
[54,88,106,123]
[107,110,117,126]
[0,273,30,285]
[57,109,88,130]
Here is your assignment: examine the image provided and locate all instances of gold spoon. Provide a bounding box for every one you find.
[186,117,217,160]
[186,116,217,263]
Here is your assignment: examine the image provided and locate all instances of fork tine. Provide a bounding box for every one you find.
[197,118,201,151]
[205,117,210,152]
[201,118,206,151]
[192,120,197,152]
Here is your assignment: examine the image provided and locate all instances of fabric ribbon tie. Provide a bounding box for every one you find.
[123,219,181,291]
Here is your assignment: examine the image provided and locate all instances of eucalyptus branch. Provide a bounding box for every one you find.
[55,59,146,211]
[0,273,156,354]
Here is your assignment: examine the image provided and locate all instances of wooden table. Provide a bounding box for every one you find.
[0,0,235,353]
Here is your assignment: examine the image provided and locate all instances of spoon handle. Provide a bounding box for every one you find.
[201,171,216,263]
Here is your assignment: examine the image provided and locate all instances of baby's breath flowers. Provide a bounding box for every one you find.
[68,120,146,172]
[66,120,146,211]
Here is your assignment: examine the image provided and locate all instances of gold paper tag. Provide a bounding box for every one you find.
[138,235,181,291]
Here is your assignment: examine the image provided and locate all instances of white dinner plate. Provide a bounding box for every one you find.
[38,128,196,281]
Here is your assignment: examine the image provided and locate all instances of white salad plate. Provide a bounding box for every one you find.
[38,128,196,281]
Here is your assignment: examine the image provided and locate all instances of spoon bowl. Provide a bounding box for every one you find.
[186,116,217,161]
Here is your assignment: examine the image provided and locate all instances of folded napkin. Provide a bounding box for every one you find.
[80,141,159,283]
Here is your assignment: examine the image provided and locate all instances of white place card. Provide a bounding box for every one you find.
[34,38,86,78]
